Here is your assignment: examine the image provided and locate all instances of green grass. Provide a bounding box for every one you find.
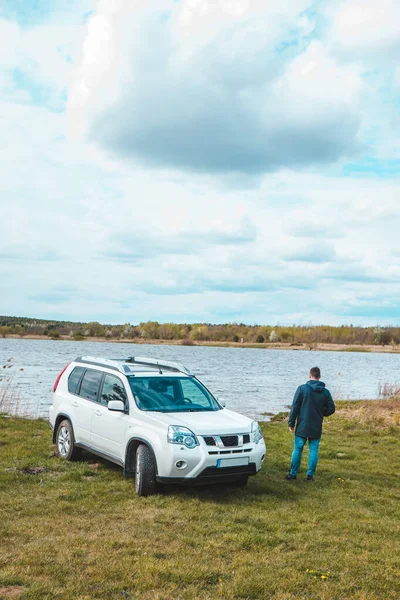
[342,347,371,352]
[1,403,399,600]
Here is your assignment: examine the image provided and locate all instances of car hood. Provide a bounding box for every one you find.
[148,408,253,434]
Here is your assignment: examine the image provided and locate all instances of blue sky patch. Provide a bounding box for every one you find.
[343,158,400,178]
[1,0,55,26]
[12,68,66,112]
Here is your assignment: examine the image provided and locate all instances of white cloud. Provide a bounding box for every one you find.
[2,113,400,324]
[0,19,20,68]
[68,0,363,173]
[0,13,90,114]
[330,0,400,59]
[173,0,311,43]
[1,0,400,325]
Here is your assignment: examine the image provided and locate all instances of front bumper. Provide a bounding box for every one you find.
[155,437,266,483]
[157,462,257,485]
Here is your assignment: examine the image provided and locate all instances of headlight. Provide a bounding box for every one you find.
[167,426,199,449]
[251,421,263,444]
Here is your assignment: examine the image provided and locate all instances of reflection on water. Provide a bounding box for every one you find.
[1,339,399,419]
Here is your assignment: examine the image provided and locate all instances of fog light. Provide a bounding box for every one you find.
[261,454,265,461]
[175,460,187,469]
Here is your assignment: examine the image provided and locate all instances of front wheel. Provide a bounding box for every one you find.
[55,419,81,461]
[135,444,158,496]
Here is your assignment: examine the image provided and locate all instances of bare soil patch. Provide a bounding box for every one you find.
[20,466,48,475]
[0,586,25,599]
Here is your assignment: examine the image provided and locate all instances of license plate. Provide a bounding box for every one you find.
[217,457,249,468]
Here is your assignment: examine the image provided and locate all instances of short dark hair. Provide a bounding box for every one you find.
[310,367,321,379]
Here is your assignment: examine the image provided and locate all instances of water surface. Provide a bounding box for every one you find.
[1,339,399,419]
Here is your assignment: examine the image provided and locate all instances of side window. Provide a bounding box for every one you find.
[100,374,127,408]
[79,369,103,401]
[68,366,85,394]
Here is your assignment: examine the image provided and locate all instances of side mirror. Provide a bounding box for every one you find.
[217,398,226,407]
[108,400,125,412]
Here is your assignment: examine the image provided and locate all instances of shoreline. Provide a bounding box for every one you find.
[2,334,400,353]
[0,398,393,423]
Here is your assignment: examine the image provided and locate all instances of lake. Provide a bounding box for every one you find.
[1,338,399,420]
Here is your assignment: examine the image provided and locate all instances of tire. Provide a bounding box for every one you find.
[135,444,158,496]
[232,475,249,487]
[55,419,81,461]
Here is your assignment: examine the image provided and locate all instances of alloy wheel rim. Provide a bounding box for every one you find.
[58,426,70,457]
[136,452,141,490]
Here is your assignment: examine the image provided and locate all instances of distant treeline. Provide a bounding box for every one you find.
[0,315,399,346]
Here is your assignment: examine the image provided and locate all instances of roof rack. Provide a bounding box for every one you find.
[75,356,192,376]
[75,356,121,372]
[123,356,192,376]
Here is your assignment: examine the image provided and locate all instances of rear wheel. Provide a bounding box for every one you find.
[135,444,158,496]
[55,419,81,461]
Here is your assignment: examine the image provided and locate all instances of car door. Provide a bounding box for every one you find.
[90,372,129,462]
[72,368,104,445]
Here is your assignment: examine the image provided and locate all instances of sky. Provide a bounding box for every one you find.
[0,0,400,326]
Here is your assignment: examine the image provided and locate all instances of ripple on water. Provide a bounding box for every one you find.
[1,339,399,419]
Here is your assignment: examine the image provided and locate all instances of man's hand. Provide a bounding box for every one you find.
[289,427,294,434]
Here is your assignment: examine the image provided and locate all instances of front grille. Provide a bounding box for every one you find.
[220,435,238,447]
[203,436,216,446]
[203,434,252,447]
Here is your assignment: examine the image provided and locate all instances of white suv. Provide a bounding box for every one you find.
[49,356,266,496]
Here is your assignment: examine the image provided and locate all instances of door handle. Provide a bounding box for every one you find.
[72,401,78,407]
[94,410,102,416]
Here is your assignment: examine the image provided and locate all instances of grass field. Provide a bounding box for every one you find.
[0,400,399,600]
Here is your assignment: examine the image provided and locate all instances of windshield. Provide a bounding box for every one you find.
[128,376,221,412]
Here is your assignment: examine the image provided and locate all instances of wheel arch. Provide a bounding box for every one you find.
[124,437,158,477]
[53,413,74,444]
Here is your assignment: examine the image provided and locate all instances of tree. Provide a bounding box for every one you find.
[139,322,160,339]
[269,330,280,342]
[86,322,106,337]
[190,325,210,341]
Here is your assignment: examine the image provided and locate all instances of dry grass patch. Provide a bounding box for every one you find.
[378,382,400,398]
[336,398,400,427]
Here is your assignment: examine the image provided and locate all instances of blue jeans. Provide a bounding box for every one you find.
[290,435,321,477]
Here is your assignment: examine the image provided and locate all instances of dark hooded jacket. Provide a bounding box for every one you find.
[288,380,335,439]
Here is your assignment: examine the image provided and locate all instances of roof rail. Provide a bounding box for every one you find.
[75,356,122,373]
[123,356,192,376]
[75,355,192,376]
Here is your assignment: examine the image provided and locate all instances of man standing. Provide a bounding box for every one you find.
[286,367,335,481]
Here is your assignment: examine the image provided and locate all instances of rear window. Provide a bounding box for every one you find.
[79,369,103,402]
[68,366,85,394]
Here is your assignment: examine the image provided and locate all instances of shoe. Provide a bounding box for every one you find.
[285,474,297,480]
[306,475,314,481]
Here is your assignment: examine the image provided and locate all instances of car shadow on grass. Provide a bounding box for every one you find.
[75,451,337,504]
[80,450,121,470]
[160,472,304,504]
